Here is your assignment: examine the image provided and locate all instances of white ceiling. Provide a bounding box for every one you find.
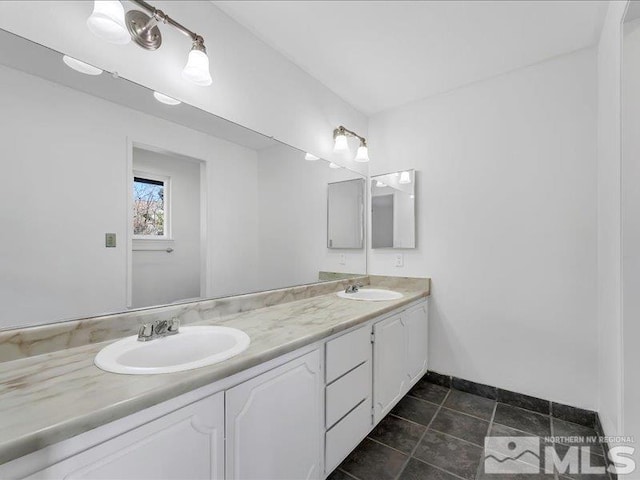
[214,1,607,115]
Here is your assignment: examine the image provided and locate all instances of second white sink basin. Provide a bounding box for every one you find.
[95,326,250,375]
[337,288,404,301]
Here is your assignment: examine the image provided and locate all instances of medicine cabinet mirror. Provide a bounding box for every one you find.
[371,170,416,249]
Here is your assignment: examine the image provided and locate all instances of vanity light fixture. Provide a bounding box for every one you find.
[304,153,319,161]
[399,171,412,184]
[153,91,181,105]
[182,38,212,86]
[86,0,213,86]
[329,162,341,169]
[332,125,369,162]
[376,180,386,187]
[333,130,349,152]
[87,1,131,45]
[62,55,103,76]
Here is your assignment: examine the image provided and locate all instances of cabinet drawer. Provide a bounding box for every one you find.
[326,361,371,429]
[325,398,372,474]
[325,325,371,384]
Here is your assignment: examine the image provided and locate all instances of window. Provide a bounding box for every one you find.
[133,173,170,238]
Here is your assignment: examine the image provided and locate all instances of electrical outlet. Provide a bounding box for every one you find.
[105,233,116,248]
[395,253,404,267]
[339,254,346,265]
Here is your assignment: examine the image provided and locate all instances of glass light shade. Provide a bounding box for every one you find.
[376,180,386,187]
[153,92,181,106]
[410,194,415,199]
[329,162,341,169]
[399,171,412,184]
[333,133,349,152]
[354,145,370,162]
[182,48,212,86]
[63,55,103,76]
[86,1,131,45]
[304,153,319,161]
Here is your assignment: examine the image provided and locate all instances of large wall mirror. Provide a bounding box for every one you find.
[371,170,416,249]
[0,29,366,330]
[327,179,365,249]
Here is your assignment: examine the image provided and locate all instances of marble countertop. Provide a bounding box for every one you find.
[0,283,428,465]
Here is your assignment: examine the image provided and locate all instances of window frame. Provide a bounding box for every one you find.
[132,170,172,241]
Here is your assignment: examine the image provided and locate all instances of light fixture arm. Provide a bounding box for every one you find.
[129,0,203,44]
[334,125,367,147]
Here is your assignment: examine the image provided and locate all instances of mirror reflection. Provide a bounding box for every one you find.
[0,29,366,329]
[371,170,416,249]
[327,179,365,249]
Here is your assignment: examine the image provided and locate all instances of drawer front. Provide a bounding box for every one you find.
[325,325,371,384]
[326,361,371,429]
[325,398,372,474]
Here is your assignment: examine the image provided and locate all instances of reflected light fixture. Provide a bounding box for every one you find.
[376,180,386,187]
[332,125,369,162]
[304,153,319,161]
[153,91,181,105]
[87,1,131,44]
[329,162,341,169]
[399,171,412,184]
[86,0,213,86]
[62,55,103,75]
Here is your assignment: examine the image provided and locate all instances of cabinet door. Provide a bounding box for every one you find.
[373,314,407,422]
[405,304,429,384]
[26,392,224,480]
[225,349,322,480]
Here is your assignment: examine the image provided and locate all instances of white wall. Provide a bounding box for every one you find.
[597,0,627,439]
[0,64,259,328]
[256,144,367,291]
[368,48,598,409]
[622,7,639,456]
[131,148,201,308]
[0,1,368,173]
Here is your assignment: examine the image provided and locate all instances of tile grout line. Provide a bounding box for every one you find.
[435,401,495,423]
[408,455,469,480]
[427,426,487,449]
[335,468,361,480]
[392,389,451,480]
[474,401,497,480]
[393,389,486,480]
[550,410,559,480]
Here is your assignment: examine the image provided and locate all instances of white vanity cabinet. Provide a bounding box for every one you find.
[373,303,429,422]
[225,349,323,480]
[324,325,373,474]
[24,392,225,480]
[2,299,429,480]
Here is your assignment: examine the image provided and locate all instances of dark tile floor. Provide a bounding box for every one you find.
[328,378,611,480]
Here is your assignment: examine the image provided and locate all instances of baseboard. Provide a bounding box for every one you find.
[424,370,617,478]
[425,369,596,427]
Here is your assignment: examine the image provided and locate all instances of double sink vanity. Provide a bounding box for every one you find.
[0,21,427,480]
[0,276,430,480]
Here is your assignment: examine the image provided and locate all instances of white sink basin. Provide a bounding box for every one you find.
[336,288,404,301]
[95,326,250,375]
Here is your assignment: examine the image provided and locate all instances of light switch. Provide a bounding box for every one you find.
[395,253,404,267]
[339,254,346,265]
[105,233,116,248]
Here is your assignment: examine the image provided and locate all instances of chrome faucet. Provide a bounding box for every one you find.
[137,318,180,342]
[344,283,363,294]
